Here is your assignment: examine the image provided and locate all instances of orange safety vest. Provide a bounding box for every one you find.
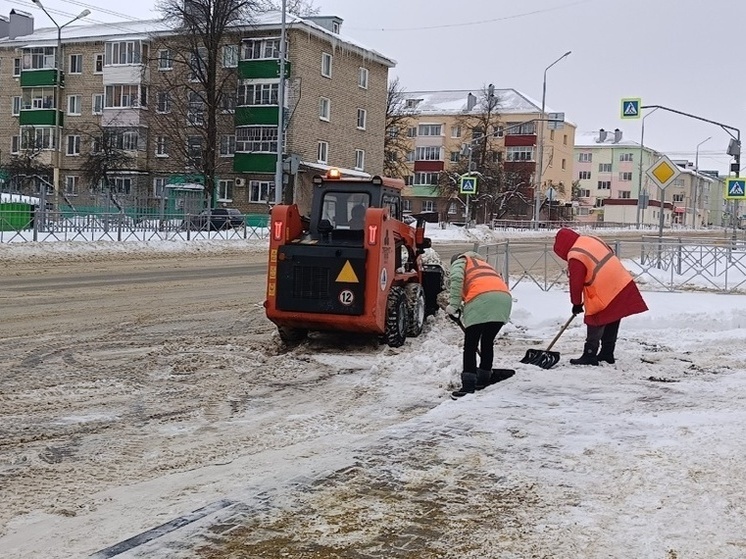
[461,256,510,303]
[567,236,633,316]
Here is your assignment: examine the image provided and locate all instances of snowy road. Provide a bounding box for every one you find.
[1,240,745,558]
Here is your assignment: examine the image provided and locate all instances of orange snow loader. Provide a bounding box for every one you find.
[265,169,444,347]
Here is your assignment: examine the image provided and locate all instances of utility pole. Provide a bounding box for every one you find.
[693,136,711,228]
[273,0,287,205]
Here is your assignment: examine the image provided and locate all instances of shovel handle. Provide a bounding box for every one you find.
[544,314,577,352]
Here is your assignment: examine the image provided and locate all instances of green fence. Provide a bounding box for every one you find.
[0,203,33,231]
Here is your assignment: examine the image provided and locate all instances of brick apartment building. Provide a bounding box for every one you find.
[0,8,393,218]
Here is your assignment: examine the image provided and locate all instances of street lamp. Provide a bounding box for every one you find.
[635,107,660,229]
[533,50,571,229]
[692,136,711,228]
[30,0,90,211]
[273,0,287,204]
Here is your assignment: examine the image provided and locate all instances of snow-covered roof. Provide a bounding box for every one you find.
[574,130,641,148]
[402,88,555,116]
[0,11,396,68]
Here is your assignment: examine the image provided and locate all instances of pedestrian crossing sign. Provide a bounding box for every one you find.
[460,175,478,194]
[725,178,746,199]
[620,98,641,119]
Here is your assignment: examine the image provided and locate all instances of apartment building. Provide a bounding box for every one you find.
[0,9,393,217]
[394,88,576,223]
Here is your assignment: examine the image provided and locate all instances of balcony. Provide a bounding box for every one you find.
[19,109,64,127]
[237,59,291,80]
[20,69,64,88]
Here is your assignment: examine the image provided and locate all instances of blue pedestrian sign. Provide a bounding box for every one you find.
[725,178,746,200]
[459,175,478,194]
[620,98,641,119]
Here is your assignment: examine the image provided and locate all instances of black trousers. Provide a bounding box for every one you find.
[585,319,621,346]
[463,321,504,373]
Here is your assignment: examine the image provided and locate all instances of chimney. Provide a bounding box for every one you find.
[613,128,623,143]
[9,9,33,40]
[0,15,9,39]
[598,128,607,143]
[466,92,477,111]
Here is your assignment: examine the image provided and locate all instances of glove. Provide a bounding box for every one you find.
[572,304,584,315]
[445,304,461,320]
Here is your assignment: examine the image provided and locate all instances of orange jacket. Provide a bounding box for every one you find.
[461,255,510,303]
[567,236,633,316]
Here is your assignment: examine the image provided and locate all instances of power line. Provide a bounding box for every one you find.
[348,0,595,32]
[56,0,144,21]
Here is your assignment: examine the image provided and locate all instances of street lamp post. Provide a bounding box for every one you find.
[635,107,659,229]
[31,0,90,212]
[273,0,287,205]
[532,50,571,230]
[692,136,711,228]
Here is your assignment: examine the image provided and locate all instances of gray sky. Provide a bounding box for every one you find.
[5,0,744,175]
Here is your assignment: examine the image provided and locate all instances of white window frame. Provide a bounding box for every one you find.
[578,170,591,180]
[355,149,365,171]
[506,146,534,162]
[597,181,611,190]
[249,180,272,203]
[67,95,82,116]
[222,45,239,68]
[12,96,21,116]
[92,93,103,115]
[414,146,442,161]
[153,177,166,198]
[241,37,281,60]
[66,135,81,156]
[94,53,104,73]
[619,172,633,182]
[113,177,132,194]
[11,135,20,154]
[236,126,277,153]
[358,67,368,89]
[155,135,169,157]
[13,58,21,77]
[422,200,435,212]
[451,125,461,138]
[317,140,329,164]
[418,124,442,136]
[65,175,79,196]
[68,54,83,74]
[619,153,634,162]
[158,49,172,71]
[219,134,236,157]
[217,179,234,202]
[598,163,612,173]
[319,96,330,121]
[578,152,593,162]
[356,108,367,130]
[321,52,332,78]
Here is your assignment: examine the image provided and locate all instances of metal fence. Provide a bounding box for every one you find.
[0,209,269,243]
[477,236,746,294]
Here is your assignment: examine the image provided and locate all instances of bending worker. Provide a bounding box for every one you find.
[446,252,512,397]
[553,228,648,365]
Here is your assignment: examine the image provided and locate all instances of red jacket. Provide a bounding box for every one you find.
[553,228,648,326]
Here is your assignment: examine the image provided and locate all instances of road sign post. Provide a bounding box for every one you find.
[646,155,681,265]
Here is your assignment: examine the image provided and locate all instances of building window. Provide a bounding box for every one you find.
[65,176,79,196]
[158,49,172,70]
[11,135,20,154]
[155,135,169,157]
[22,127,55,150]
[220,134,236,156]
[356,108,367,130]
[236,126,277,152]
[67,95,82,116]
[187,91,205,125]
[422,200,435,212]
[619,153,634,162]
[451,125,461,138]
[598,163,612,173]
[189,47,207,81]
[317,141,329,163]
[153,177,166,198]
[321,52,332,77]
[407,127,417,138]
[506,146,534,161]
[358,67,368,89]
[619,190,631,199]
[92,94,103,115]
[417,124,442,136]
[12,96,21,116]
[414,146,442,161]
[237,82,278,106]
[222,45,238,68]
[249,180,272,203]
[94,53,104,73]
[22,47,56,70]
[66,135,81,156]
[187,136,203,167]
[105,85,142,108]
[68,54,83,74]
[578,189,591,197]
[355,149,365,171]
[618,172,632,181]
[120,131,139,151]
[319,97,330,121]
[13,58,21,76]
[563,134,568,145]
[450,151,460,163]
[505,121,536,135]
[156,91,171,113]
[597,181,611,190]
[414,172,439,185]
[578,152,592,162]
[113,177,132,194]
[448,202,458,215]
[241,37,281,60]
[578,171,591,180]
[561,158,566,170]
[105,41,147,66]
[217,179,234,201]
[493,125,504,137]
[549,130,555,141]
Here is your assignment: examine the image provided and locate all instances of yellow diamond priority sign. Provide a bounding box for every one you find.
[645,155,681,190]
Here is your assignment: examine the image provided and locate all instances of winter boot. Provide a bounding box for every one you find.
[475,368,492,391]
[569,342,599,366]
[597,342,616,364]
[451,372,477,399]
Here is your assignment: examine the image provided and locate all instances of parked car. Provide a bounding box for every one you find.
[182,208,245,231]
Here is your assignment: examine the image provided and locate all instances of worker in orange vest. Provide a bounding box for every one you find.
[553,228,648,365]
[446,252,513,397]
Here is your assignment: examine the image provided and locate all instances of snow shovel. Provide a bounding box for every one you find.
[520,314,577,369]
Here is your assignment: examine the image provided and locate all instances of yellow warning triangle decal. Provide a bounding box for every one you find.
[336,260,359,283]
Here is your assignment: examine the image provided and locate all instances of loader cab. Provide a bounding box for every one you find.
[309,171,404,242]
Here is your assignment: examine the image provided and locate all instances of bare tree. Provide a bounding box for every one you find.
[152,0,264,203]
[262,0,319,16]
[0,130,52,197]
[383,77,413,179]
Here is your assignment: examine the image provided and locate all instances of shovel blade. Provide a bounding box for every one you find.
[521,349,561,369]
